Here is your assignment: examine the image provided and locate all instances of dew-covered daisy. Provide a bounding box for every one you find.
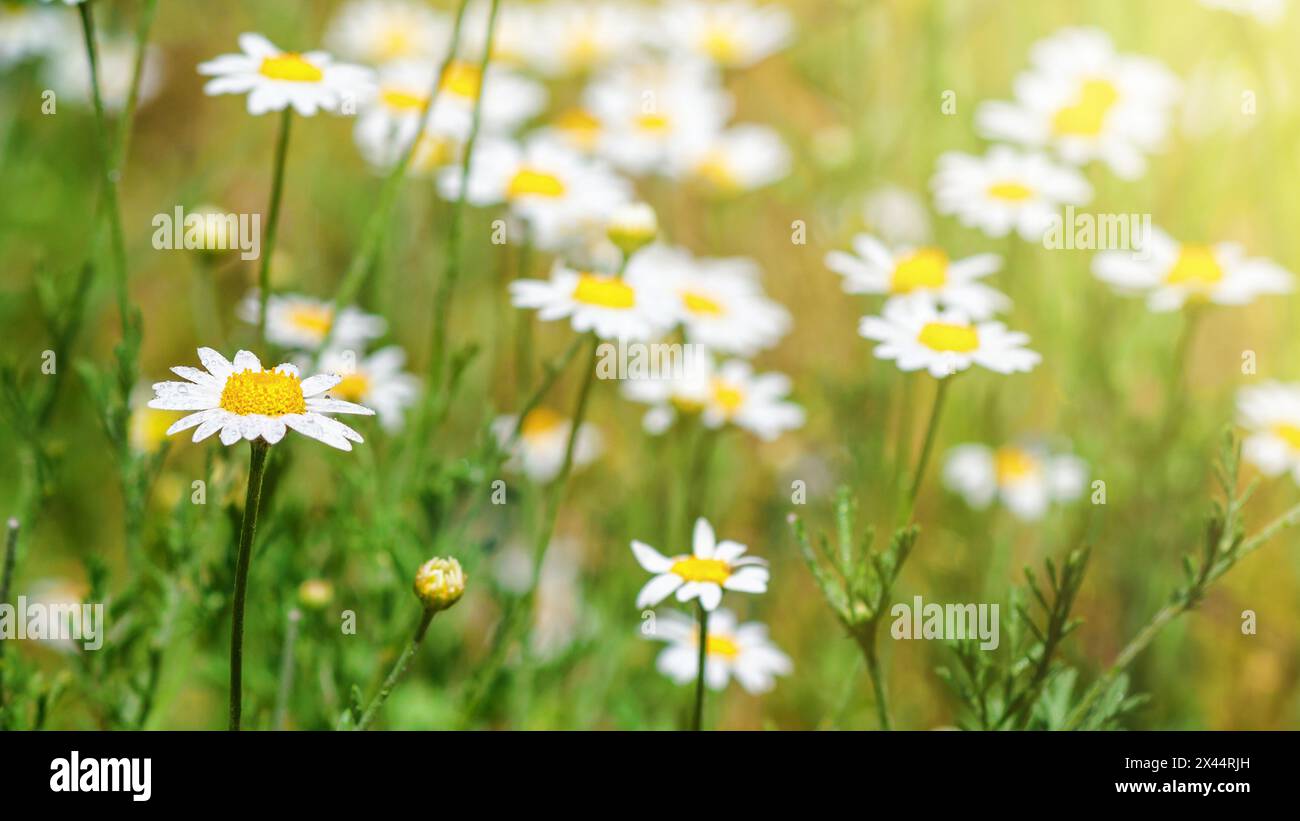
[650,608,792,693]
[676,123,790,193]
[657,0,793,69]
[1198,0,1286,24]
[859,298,1040,378]
[626,244,790,355]
[491,408,602,483]
[585,59,732,176]
[1092,226,1293,312]
[149,348,375,450]
[315,346,419,432]
[526,1,650,76]
[440,134,631,250]
[943,441,1088,521]
[624,354,804,441]
[324,0,449,65]
[976,27,1181,180]
[931,146,1091,241]
[239,292,387,353]
[0,4,61,70]
[826,234,1010,320]
[1237,382,1300,484]
[510,259,676,341]
[632,518,769,611]
[198,33,374,116]
[45,27,163,112]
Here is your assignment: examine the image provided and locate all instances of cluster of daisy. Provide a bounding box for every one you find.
[631,518,790,694]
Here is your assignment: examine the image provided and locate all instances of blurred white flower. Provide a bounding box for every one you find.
[198,33,373,116]
[45,26,163,111]
[650,608,792,693]
[316,346,419,432]
[324,0,449,65]
[0,4,62,70]
[239,292,387,352]
[677,123,791,192]
[931,146,1091,241]
[526,1,651,75]
[943,441,1088,521]
[631,518,768,611]
[624,354,804,440]
[1238,382,1300,484]
[859,298,1040,378]
[862,185,933,247]
[511,259,676,341]
[657,0,793,69]
[491,408,602,483]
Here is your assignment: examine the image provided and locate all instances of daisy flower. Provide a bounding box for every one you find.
[931,146,1092,242]
[657,0,793,69]
[324,0,449,65]
[198,33,374,116]
[943,441,1088,521]
[626,244,791,355]
[315,346,419,432]
[624,354,805,441]
[510,259,676,341]
[585,59,732,176]
[631,518,769,611]
[0,5,62,70]
[440,134,631,251]
[976,27,1181,180]
[45,27,163,112]
[649,608,792,693]
[239,292,387,352]
[149,348,375,450]
[825,234,1010,320]
[527,1,650,76]
[859,298,1041,378]
[677,124,791,193]
[541,106,609,155]
[1092,226,1293,312]
[491,408,602,483]
[1238,383,1300,484]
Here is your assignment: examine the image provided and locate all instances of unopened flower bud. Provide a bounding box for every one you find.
[413,557,466,612]
[298,579,334,610]
[607,202,658,256]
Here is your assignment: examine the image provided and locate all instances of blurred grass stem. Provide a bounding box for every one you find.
[255,109,293,348]
[355,609,435,730]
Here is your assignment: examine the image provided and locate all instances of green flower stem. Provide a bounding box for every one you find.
[901,375,951,523]
[853,625,892,731]
[255,108,293,348]
[690,602,710,731]
[77,1,130,332]
[112,0,160,174]
[229,440,270,731]
[272,608,301,730]
[0,518,19,716]
[355,609,435,731]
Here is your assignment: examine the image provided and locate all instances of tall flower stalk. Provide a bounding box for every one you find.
[690,603,710,731]
[255,109,293,348]
[228,440,270,730]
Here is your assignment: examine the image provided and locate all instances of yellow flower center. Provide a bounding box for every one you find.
[705,633,741,658]
[287,305,334,337]
[377,27,415,61]
[380,87,428,112]
[670,556,732,585]
[701,27,740,64]
[1273,423,1300,451]
[986,181,1034,202]
[555,108,602,151]
[219,369,307,417]
[891,248,949,294]
[994,446,1039,484]
[636,112,672,133]
[682,289,726,316]
[412,133,455,171]
[131,408,175,453]
[572,273,636,309]
[1164,245,1223,289]
[1051,77,1120,138]
[521,407,565,439]
[565,33,603,69]
[258,53,324,83]
[711,380,745,415]
[695,153,739,191]
[506,168,567,199]
[439,60,481,99]
[331,372,370,402]
[917,321,979,353]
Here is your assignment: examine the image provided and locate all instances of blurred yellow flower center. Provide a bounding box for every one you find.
[994,447,1039,484]
[712,380,745,415]
[986,181,1034,202]
[636,112,672,133]
[288,305,334,337]
[377,27,414,61]
[380,87,427,112]
[521,407,565,439]
[670,556,732,584]
[695,153,739,190]
[259,53,324,83]
[705,633,741,658]
[412,133,455,171]
[555,108,602,150]
[507,168,567,199]
[440,60,481,99]
[572,274,636,308]
[891,248,949,293]
[132,408,174,453]
[220,370,306,417]
[1164,245,1223,288]
[566,33,602,68]
[701,27,741,64]
[1051,78,1120,138]
[1273,423,1300,450]
[331,372,370,402]
[682,290,726,316]
[918,321,979,352]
